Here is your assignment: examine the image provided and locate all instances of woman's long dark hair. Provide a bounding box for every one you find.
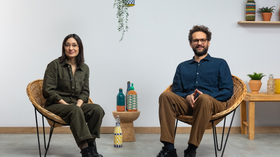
[59,34,84,67]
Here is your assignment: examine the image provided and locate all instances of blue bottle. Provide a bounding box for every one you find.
[126,81,131,111]
[117,88,125,112]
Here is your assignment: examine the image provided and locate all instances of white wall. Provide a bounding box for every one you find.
[1,0,280,128]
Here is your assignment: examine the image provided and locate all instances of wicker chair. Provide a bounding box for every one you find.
[163,75,246,157]
[26,79,94,157]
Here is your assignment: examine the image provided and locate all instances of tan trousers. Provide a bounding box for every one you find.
[159,91,226,147]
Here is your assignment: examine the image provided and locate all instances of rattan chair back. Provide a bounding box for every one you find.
[163,75,247,129]
[26,79,94,127]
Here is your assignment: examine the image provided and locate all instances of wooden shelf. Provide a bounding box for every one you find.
[238,21,280,24]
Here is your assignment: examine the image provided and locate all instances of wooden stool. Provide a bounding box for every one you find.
[112,111,140,142]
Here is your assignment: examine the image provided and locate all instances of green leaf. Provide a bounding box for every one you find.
[258,6,275,13]
[247,72,265,80]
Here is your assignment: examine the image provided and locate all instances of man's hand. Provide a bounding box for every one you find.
[186,89,203,108]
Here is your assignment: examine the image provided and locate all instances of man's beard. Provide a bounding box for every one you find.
[192,45,208,56]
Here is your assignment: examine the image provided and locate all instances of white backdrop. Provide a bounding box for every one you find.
[1,0,280,128]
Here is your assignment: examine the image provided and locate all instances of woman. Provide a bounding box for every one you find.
[42,34,104,157]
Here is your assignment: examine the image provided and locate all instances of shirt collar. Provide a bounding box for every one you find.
[61,59,83,71]
[190,54,211,64]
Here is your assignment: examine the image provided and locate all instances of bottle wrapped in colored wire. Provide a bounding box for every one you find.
[127,83,137,112]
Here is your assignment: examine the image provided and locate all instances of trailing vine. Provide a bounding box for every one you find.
[114,0,129,42]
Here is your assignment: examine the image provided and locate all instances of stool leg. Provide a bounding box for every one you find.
[248,102,255,140]
[240,100,247,135]
[120,122,135,142]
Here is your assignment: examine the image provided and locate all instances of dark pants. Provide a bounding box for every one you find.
[159,92,226,147]
[45,103,105,146]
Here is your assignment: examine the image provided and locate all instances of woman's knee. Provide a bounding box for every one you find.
[68,105,83,115]
[87,104,105,117]
[94,104,105,117]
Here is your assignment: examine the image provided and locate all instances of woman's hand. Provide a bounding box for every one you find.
[76,99,84,107]
[56,99,69,105]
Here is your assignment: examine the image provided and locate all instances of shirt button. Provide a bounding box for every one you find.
[197,73,199,75]
[198,64,200,66]
[196,81,198,83]
[72,86,74,89]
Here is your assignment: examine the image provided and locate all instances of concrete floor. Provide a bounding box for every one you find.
[0,133,280,157]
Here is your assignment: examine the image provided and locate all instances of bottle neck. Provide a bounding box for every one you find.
[116,122,120,127]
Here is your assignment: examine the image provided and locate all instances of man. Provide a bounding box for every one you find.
[157,25,233,157]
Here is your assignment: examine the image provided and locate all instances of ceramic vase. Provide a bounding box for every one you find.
[246,0,256,21]
[248,80,262,94]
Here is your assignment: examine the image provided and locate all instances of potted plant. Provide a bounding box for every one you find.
[258,6,275,21]
[113,0,135,42]
[247,72,265,93]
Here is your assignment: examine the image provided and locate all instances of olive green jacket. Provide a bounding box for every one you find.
[42,58,89,106]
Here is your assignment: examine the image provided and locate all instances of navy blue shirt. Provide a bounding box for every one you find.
[172,54,233,102]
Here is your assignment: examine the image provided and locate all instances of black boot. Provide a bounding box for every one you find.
[88,141,103,157]
[81,147,93,157]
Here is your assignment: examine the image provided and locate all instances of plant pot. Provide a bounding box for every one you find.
[248,80,262,94]
[262,13,272,21]
[125,0,135,7]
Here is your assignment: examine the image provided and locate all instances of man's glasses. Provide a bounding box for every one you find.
[192,39,207,45]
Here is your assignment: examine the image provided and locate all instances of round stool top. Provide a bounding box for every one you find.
[112,111,140,123]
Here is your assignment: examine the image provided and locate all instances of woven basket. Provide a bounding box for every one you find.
[26,79,94,128]
[163,75,247,129]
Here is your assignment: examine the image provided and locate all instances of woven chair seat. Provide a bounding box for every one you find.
[163,75,247,129]
[26,79,93,128]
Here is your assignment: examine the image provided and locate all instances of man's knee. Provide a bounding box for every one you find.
[197,94,211,101]
[194,94,212,109]
[159,91,174,101]
[159,92,174,111]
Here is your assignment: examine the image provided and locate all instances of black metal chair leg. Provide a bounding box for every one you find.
[35,108,42,157]
[212,109,236,157]
[43,123,55,157]
[212,117,226,152]
[34,108,56,157]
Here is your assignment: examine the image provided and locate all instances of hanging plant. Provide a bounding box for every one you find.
[113,0,135,42]
[114,0,129,42]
